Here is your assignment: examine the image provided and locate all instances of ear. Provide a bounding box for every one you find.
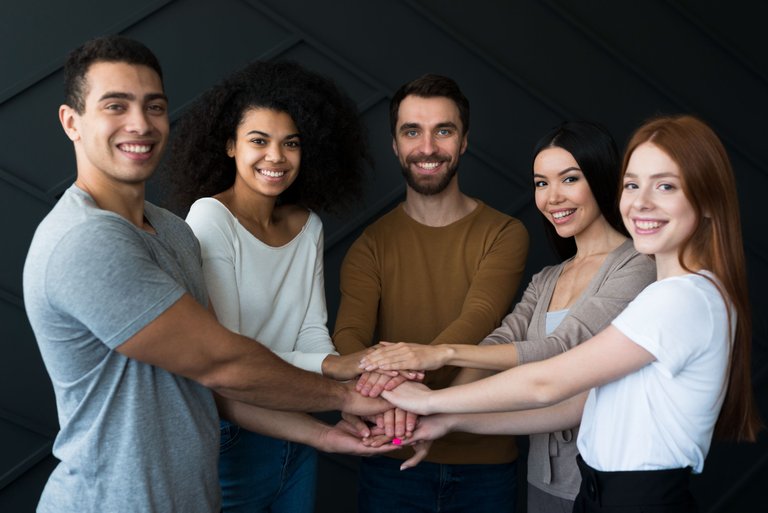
[59,104,80,142]
[391,137,399,157]
[226,139,235,158]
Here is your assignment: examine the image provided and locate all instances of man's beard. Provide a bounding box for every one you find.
[400,158,459,196]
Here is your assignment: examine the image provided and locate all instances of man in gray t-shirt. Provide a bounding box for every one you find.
[23,36,391,513]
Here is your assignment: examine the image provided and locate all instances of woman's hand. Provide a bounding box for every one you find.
[381,380,435,416]
[359,341,451,372]
[355,368,425,397]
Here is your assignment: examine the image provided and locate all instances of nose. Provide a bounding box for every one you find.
[264,142,286,163]
[547,181,564,204]
[125,107,153,135]
[418,134,437,155]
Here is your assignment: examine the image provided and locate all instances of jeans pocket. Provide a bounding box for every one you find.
[219,421,241,452]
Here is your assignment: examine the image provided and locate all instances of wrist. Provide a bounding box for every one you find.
[441,345,457,366]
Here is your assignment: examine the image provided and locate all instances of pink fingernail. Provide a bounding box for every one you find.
[392,438,402,445]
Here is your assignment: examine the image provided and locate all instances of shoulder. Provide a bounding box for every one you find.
[358,204,405,240]
[186,197,234,224]
[629,274,723,320]
[185,197,238,238]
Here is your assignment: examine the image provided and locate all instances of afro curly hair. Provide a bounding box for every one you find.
[166,60,371,215]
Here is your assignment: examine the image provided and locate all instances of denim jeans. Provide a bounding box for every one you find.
[358,456,517,513]
[218,420,317,513]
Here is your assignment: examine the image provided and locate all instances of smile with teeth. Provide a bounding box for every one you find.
[635,219,664,230]
[552,209,575,220]
[119,143,152,154]
[258,168,287,178]
[416,161,441,170]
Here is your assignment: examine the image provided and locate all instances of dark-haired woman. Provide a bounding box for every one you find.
[168,60,370,513]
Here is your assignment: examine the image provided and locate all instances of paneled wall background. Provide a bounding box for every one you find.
[1,1,766,511]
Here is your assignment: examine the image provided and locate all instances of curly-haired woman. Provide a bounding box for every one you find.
[167,60,371,513]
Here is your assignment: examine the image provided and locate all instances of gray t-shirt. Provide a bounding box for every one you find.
[23,185,220,512]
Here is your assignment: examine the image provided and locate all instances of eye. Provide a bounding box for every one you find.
[436,128,453,136]
[534,180,547,188]
[658,183,675,191]
[563,176,578,184]
[104,103,125,112]
[284,140,301,149]
[405,129,419,137]
[146,103,166,114]
[250,138,267,145]
[623,182,638,190]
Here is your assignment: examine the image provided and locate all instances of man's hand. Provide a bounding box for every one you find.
[377,407,418,440]
[341,381,392,416]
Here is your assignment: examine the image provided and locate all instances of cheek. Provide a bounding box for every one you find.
[534,189,548,213]
[618,193,631,217]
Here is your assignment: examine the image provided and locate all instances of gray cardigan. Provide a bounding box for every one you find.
[481,239,656,499]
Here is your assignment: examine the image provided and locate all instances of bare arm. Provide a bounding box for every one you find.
[410,392,587,442]
[116,294,388,416]
[359,341,520,373]
[383,325,654,415]
[214,395,398,456]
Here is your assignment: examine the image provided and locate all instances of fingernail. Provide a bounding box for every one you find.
[400,464,409,471]
[392,438,402,445]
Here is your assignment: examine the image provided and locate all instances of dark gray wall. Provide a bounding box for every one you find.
[1,1,766,511]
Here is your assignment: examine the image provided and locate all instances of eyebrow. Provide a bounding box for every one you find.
[623,171,679,179]
[533,167,581,178]
[98,91,168,102]
[398,121,459,131]
[244,130,301,139]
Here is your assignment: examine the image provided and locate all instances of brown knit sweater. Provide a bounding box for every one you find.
[333,201,529,464]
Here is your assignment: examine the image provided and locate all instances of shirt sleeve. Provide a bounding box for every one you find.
[185,200,242,333]
[612,278,713,377]
[332,231,380,354]
[46,220,186,349]
[480,275,539,345]
[430,218,529,346]
[275,220,338,372]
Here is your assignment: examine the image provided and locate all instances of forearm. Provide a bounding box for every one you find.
[216,394,328,445]
[207,338,348,412]
[443,343,520,370]
[445,392,586,435]
[426,358,566,414]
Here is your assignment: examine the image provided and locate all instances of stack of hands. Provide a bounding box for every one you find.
[335,342,448,470]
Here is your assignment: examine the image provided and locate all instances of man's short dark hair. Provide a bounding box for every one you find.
[64,35,164,113]
[389,74,470,136]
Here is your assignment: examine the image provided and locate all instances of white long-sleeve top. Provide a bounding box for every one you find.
[185,197,337,373]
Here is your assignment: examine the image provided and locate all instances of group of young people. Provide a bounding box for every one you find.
[22,34,761,513]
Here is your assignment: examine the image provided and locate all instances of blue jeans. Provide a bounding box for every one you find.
[358,456,517,513]
[218,420,317,513]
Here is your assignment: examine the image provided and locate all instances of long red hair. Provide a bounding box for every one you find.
[621,115,761,441]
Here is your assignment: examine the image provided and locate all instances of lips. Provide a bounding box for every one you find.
[633,218,666,234]
[257,168,288,178]
[117,142,155,160]
[550,208,576,223]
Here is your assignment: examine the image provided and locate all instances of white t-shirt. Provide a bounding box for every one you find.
[577,272,731,473]
[186,198,337,373]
